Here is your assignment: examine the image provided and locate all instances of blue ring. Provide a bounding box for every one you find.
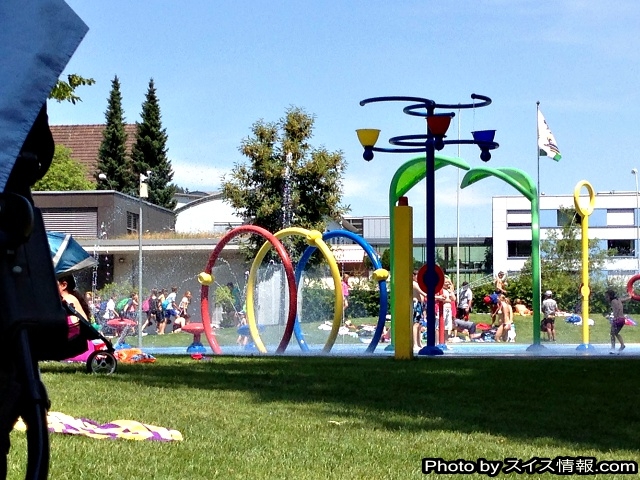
[294,230,388,353]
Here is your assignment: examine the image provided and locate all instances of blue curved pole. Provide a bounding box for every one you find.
[296,230,388,353]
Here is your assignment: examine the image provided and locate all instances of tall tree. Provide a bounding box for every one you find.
[96,76,136,194]
[33,145,95,191]
[222,106,348,260]
[131,78,176,209]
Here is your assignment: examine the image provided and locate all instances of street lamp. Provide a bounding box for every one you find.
[357,94,498,356]
[632,168,639,273]
[138,172,150,347]
[98,172,112,189]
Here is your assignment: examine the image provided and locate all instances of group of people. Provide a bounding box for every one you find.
[139,287,192,335]
[411,270,477,349]
[85,286,193,336]
[487,272,564,344]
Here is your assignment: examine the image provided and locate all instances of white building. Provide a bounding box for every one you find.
[492,191,640,275]
[175,192,243,234]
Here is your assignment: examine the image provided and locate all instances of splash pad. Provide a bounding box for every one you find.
[198,226,388,355]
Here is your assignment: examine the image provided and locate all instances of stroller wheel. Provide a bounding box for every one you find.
[86,351,117,374]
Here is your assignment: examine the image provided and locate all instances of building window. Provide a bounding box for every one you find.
[607,209,634,226]
[507,240,532,258]
[127,211,139,235]
[608,239,634,257]
[589,209,607,227]
[506,210,531,227]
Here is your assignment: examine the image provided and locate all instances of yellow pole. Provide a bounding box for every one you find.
[573,181,596,351]
[392,197,413,359]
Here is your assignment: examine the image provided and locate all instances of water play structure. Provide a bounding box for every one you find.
[198,226,388,355]
[357,93,500,357]
[194,93,610,358]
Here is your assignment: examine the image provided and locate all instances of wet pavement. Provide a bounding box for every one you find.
[142,341,639,358]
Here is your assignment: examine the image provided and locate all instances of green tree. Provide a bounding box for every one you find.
[32,145,94,191]
[222,106,348,260]
[49,74,95,104]
[131,78,176,209]
[96,76,136,194]
[508,207,613,311]
[363,248,390,271]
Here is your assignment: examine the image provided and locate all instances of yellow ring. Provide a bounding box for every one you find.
[573,180,595,217]
[246,227,343,353]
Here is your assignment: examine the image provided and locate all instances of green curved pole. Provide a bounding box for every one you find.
[387,154,471,349]
[461,166,542,348]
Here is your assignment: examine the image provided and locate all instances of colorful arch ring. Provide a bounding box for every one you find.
[198,225,297,355]
[248,227,342,354]
[626,274,640,302]
[573,180,596,217]
[295,229,389,354]
[417,263,445,294]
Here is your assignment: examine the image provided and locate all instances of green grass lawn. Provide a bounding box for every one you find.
[7,355,640,479]
[471,311,640,345]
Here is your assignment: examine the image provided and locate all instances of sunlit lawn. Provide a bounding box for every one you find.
[7,355,640,479]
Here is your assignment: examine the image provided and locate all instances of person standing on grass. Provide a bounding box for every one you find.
[456,281,473,321]
[495,295,513,342]
[441,278,456,340]
[159,286,179,334]
[156,288,168,335]
[489,294,503,329]
[140,289,158,335]
[605,289,626,354]
[541,290,557,342]
[341,274,350,316]
[494,271,507,295]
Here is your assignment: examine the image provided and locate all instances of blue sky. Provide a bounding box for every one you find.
[49,0,640,238]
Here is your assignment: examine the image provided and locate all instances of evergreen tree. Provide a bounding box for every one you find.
[222,106,348,260]
[131,78,176,209]
[97,76,136,194]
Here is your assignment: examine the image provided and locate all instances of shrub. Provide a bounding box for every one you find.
[299,277,389,322]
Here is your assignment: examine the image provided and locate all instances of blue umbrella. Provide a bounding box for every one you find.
[47,232,97,277]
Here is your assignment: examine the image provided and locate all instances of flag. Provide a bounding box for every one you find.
[537,110,562,161]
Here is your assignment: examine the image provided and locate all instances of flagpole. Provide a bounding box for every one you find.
[535,101,542,341]
[456,109,461,290]
[536,101,541,199]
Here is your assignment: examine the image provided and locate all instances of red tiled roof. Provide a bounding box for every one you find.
[50,124,137,180]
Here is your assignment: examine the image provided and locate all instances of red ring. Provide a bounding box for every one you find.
[626,274,640,301]
[200,225,297,354]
